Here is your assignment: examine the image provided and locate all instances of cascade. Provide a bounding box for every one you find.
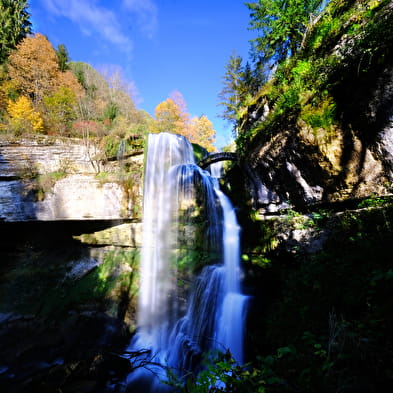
[125,133,248,391]
[116,139,126,162]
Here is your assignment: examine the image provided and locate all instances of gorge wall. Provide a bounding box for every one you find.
[0,136,144,392]
[236,1,393,214]
[227,2,393,391]
[243,62,393,213]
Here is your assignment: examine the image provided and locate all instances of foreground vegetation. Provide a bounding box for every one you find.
[165,198,393,393]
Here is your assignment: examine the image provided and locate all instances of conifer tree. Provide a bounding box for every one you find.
[218,53,243,135]
[56,44,70,72]
[0,0,31,63]
[246,0,326,64]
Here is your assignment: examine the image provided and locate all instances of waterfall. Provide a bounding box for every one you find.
[116,139,126,162]
[125,133,248,391]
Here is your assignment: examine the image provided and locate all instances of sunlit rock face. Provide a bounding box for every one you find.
[35,174,125,220]
[243,63,393,211]
[0,137,143,221]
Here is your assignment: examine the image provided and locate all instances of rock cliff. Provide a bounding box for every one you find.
[0,135,144,391]
[0,136,143,221]
[236,1,393,213]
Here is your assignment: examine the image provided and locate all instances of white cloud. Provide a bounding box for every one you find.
[122,0,158,38]
[40,0,133,51]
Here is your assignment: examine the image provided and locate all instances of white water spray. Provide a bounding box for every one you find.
[126,133,248,390]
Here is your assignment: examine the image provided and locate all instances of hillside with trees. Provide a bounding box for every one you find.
[0,0,216,157]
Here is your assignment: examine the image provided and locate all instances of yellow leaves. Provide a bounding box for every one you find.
[191,115,216,152]
[153,90,217,151]
[7,96,44,133]
[153,97,185,134]
[153,91,191,136]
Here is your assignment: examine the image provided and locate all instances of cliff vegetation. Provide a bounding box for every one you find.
[202,1,393,392]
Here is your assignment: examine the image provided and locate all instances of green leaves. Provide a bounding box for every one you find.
[55,43,70,72]
[247,0,326,64]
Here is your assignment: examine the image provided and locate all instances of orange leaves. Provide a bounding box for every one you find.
[57,70,84,98]
[4,33,84,135]
[7,33,83,103]
[154,97,186,135]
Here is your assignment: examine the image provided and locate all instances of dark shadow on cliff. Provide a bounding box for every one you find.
[0,222,138,392]
[241,118,343,210]
[241,56,393,210]
[329,52,393,197]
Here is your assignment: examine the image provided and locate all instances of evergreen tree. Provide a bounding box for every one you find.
[56,44,70,72]
[217,53,243,134]
[246,0,327,64]
[0,0,32,63]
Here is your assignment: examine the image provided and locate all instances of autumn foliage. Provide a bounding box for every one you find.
[0,31,216,152]
[153,91,216,152]
[7,33,82,103]
[7,95,43,133]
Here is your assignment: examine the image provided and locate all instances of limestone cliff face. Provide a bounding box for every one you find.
[0,136,143,221]
[239,2,393,212]
[0,136,144,388]
[245,94,393,211]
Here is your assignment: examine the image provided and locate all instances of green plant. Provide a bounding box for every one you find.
[165,349,287,393]
[357,194,389,208]
[300,95,336,131]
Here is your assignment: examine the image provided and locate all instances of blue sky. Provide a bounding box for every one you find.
[29,0,255,148]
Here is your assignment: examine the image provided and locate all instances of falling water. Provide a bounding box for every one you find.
[126,133,248,391]
[116,139,126,162]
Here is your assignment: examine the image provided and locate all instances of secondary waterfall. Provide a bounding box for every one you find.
[125,133,248,391]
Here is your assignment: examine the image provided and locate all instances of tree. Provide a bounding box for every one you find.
[153,97,183,134]
[153,91,190,136]
[0,0,31,63]
[8,34,82,103]
[218,53,244,134]
[100,65,141,124]
[7,95,43,133]
[246,0,326,64]
[56,44,70,72]
[154,91,216,150]
[0,64,18,112]
[43,86,77,135]
[191,115,216,152]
